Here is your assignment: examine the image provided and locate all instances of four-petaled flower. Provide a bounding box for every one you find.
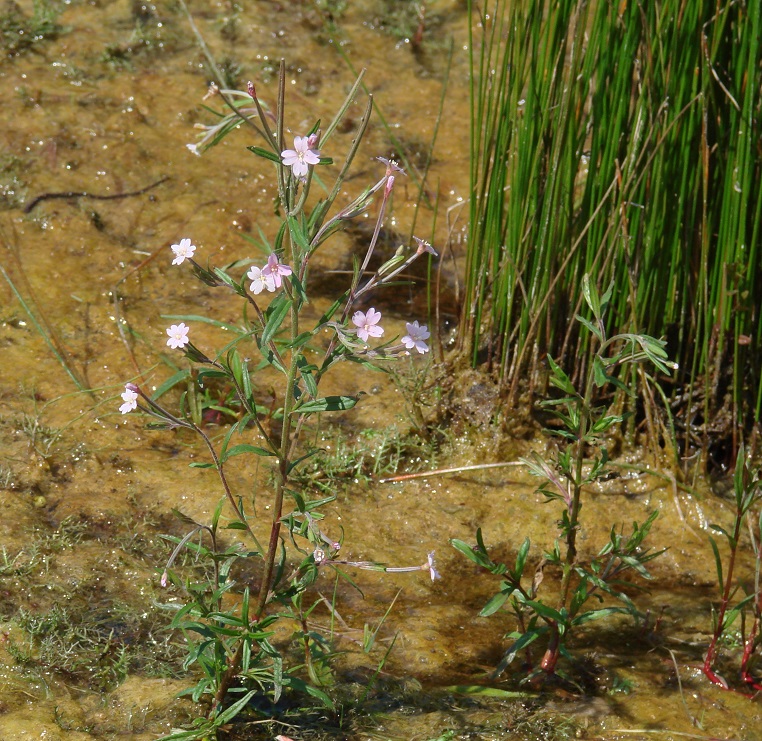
[402,321,430,354]
[413,236,438,257]
[119,384,138,414]
[352,308,384,342]
[427,552,441,581]
[376,156,405,175]
[261,253,293,289]
[281,135,321,178]
[247,265,275,295]
[166,322,190,349]
[171,238,196,265]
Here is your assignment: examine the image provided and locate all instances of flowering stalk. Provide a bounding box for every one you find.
[121,61,442,732]
[354,236,438,301]
[324,552,441,582]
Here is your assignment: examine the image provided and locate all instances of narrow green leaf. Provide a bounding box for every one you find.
[708,536,723,587]
[221,444,276,462]
[161,314,242,333]
[293,395,360,414]
[514,537,531,578]
[592,356,609,388]
[215,689,257,724]
[287,215,311,255]
[571,606,630,626]
[247,145,281,163]
[447,685,536,698]
[261,295,292,347]
[286,676,334,708]
[575,313,603,342]
[152,370,191,399]
[516,597,564,624]
[547,355,576,395]
[451,537,495,571]
[495,628,546,675]
[582,274,602,320]
[480,588,513,617]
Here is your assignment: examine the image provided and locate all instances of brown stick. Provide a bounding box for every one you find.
[23,176,170,213]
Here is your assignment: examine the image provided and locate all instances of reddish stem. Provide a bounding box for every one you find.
[539,624,560,675]
[703,500,744,688]
[741,615,762,690]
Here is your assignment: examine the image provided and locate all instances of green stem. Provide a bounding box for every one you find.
[193,423,264,556]
[254,270,300,621]
[542,333,601,675]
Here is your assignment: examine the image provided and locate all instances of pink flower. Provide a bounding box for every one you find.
[281,135,321,178]
[401,321,430,354]
[427,552,441,581]
[413,236,438,257]
[247,265,275,295]
[376,156,405,175]
[261,253,293,289]
[119,384,138,414]
[352,308,384,342]
[170,238,196,265]
[166,323,190,349]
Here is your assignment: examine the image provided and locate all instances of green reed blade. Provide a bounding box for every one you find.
[462,0,762,444]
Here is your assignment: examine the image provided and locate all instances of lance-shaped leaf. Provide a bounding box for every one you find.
[261,295,292,347]
[292,395,361,414]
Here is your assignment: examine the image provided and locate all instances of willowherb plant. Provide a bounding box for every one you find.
[118,61,439,740]
[452,276,673,685]
[703,446,762,692]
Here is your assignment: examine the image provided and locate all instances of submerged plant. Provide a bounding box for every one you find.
[452,277,672,683]
[119,62,439,739]
[0,0,62,56]
[704,446,762,691]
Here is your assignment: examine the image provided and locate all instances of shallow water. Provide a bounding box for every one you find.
[1,1,762,739]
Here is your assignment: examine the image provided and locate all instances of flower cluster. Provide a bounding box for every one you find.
[247,253,293,295]
[348,308,430,355]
